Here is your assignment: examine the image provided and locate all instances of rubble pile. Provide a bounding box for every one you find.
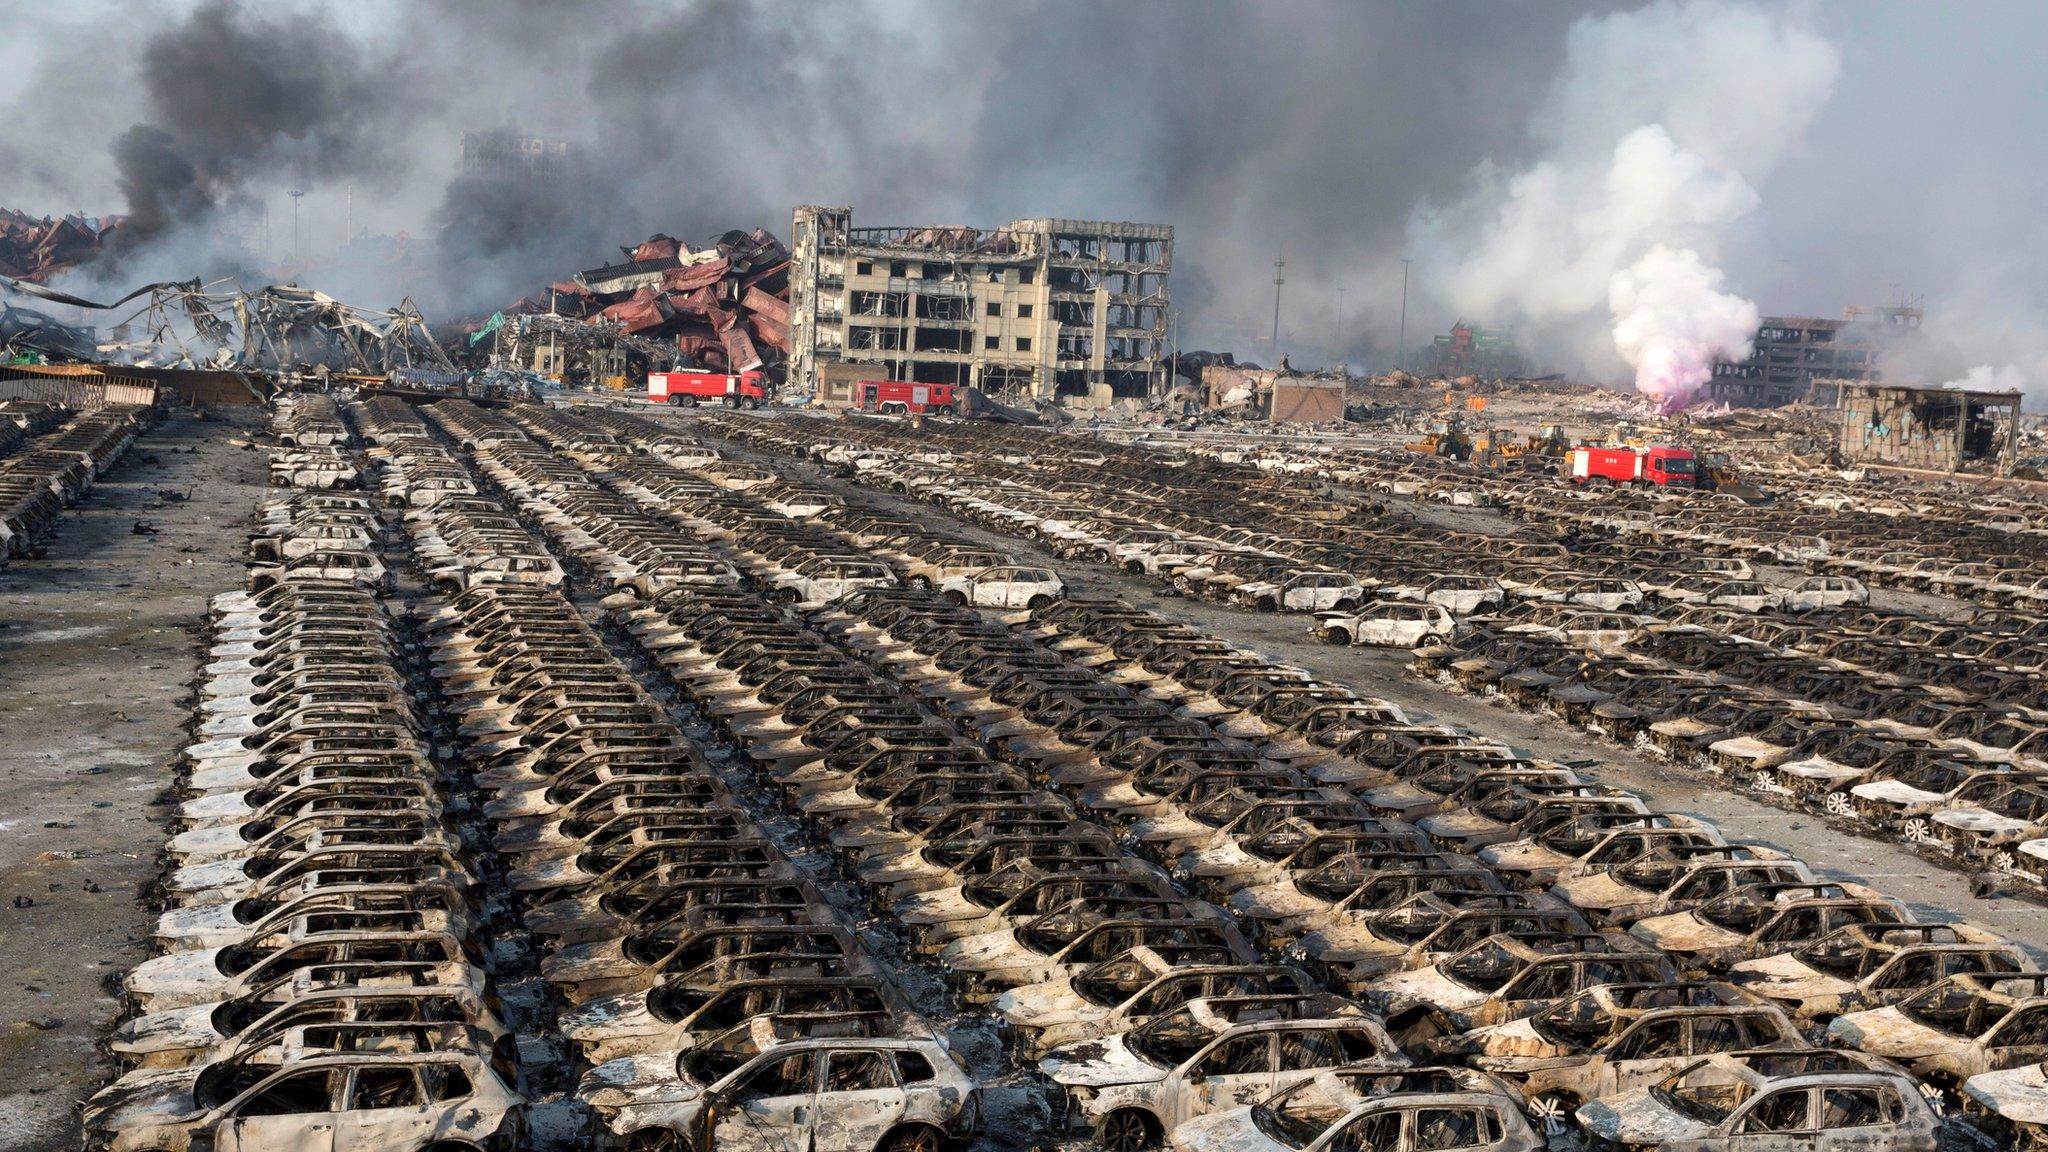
[492,227,793,375]
[0,208,122,283]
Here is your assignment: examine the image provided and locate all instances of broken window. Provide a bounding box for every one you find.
[1820,1088,1887,1128]
[1612,1019,1685,1060]
[915,295,969,321]
[349,1068,422,1110]
[238,1070,339,1116]
[849,327,905,351]
[1019,267,1035,285]
[1740,1090,1811,1133]
[420,1064,473,1102]
[1109,303,1160,328]
[890,261,906,277]
[917,328,970,353]
[1199,1035,1270,1076]
[1059,333,1093,359]
[1329,1112,1400,1152]
[985,336,1000,350]
[826,1052,895,1092]
[1997,1008,2048,1047]
[1414,1108,1483,1150]
[856,261,873,276]
[851,291,906,317]
[734,1054,815,1102]
[1018,303,1034,319]
[1689,1016,1746,1053]
[1015,337,1032,353]
[895,1052,935,1083]
[986,301,1001,317]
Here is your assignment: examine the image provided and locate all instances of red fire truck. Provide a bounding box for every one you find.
[647,370,769,408]
[1565,445,1697,487]
[855,380,958,416]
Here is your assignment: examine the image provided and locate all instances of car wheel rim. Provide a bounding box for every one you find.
[1752,770,1775,792]
[892,1129,939,1152]
[1824,792,1852,815]
[1903,819,1931,842]
[1104,1113,1152,1151]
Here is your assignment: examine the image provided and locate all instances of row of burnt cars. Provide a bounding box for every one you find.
[451,403,1575,1152]
[394,399,992,1152]
[688,415,1834,651]
[599,405,2048,1151]
[0,398,152,565]
[83,398,526,1152]
[95,387,2048,1152]
[1288,442,2048,613]
[696,412,2048,880]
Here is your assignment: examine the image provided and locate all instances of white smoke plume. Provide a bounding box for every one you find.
[1941,364,2028,393]
[1611,245,1760,408]
[1411,0,1840,406]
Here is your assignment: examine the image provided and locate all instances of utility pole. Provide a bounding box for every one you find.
[1270,257,1285,349]
[1167,308,1180,410]
[1398,257,1413,373]
[287,189,305,266]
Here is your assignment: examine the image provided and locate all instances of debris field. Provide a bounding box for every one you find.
[16,393,2048,1152]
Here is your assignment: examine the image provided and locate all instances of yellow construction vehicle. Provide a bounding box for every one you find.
[1526,424,1570,458]
[1407,419,1474,461]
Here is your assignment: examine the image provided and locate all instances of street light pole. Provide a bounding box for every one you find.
[287,189,305,266]
[1398,257,1413,373]
[1270,257,1286,349]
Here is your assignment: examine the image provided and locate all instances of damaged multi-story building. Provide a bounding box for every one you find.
[1707,305,1921,408]
[787,206,1172,409]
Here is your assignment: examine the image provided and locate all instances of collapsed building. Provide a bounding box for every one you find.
[786,206,1172,409]
[0,208,123,283]
[1201,363,1347,423]
[1708,306,1921,408]
[1837,380,2022,475]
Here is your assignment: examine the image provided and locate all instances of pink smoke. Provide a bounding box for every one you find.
[1610,245,1759,411]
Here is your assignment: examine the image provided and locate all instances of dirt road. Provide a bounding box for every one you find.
[0,409,265,1152]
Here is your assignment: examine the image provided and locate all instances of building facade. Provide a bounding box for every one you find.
[788,206,1171,408]
[1707,306,1921,407]
[1201,365,1346,423]
[460,131,574,180]
[1838,382,2020,475]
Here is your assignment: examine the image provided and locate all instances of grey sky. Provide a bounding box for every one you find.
[0,0,2041,390]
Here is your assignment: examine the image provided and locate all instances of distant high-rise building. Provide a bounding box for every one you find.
[460,131,574,180]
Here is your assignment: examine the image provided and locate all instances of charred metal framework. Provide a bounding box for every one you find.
[1709,307,1921,408]
[1837,381,2022,475]
[788,205,1172,408]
